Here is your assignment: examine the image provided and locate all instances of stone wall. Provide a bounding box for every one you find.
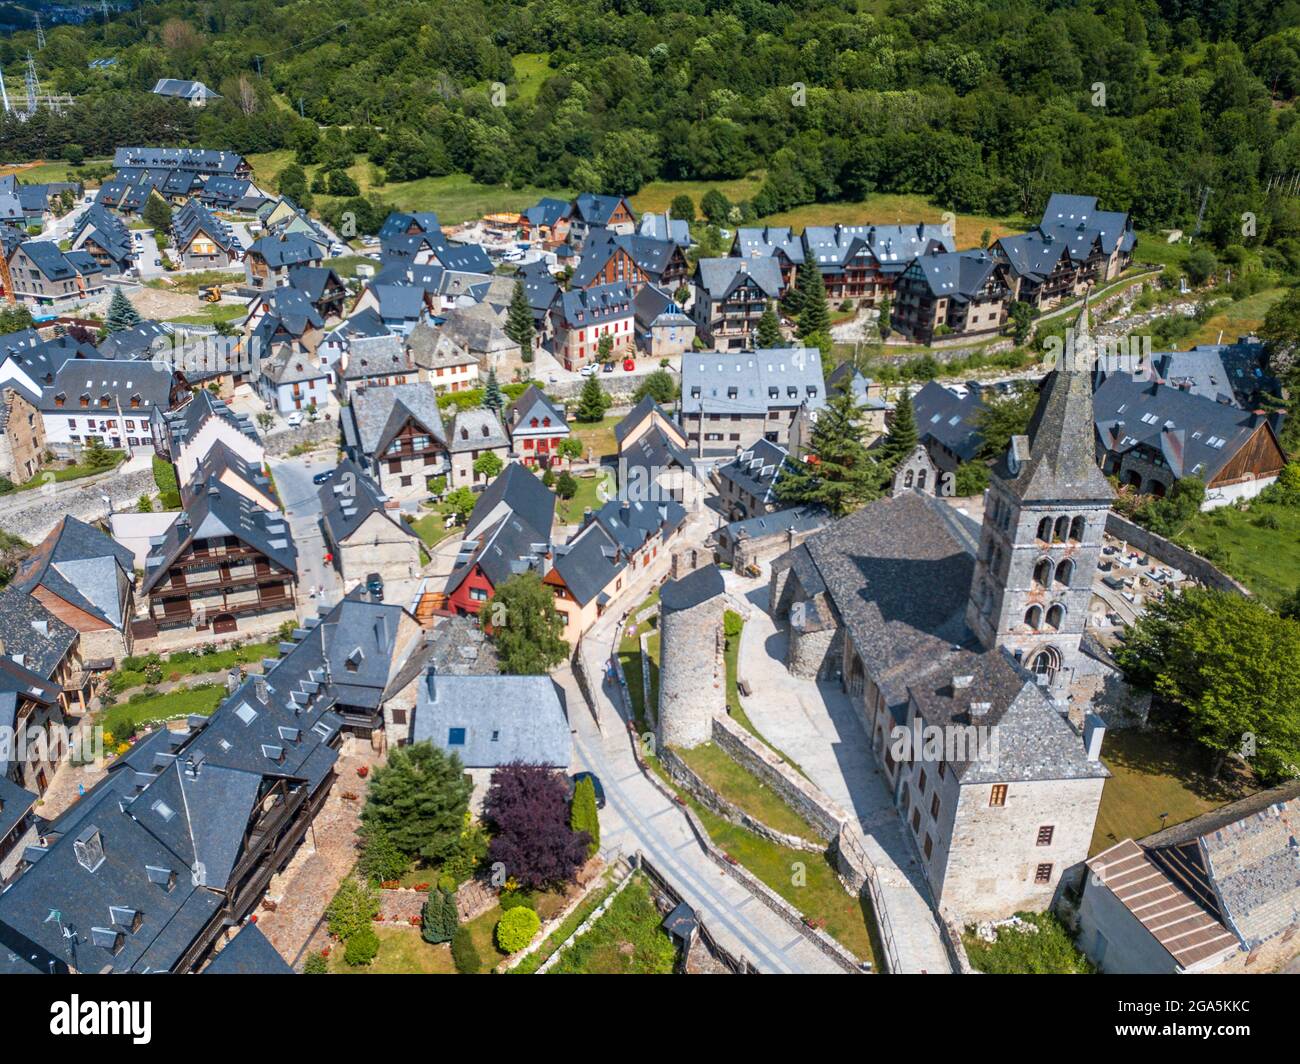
[0,465,158,543]
[657,588,726,749]
[1104,512,1249,595]
[264,418,341,457]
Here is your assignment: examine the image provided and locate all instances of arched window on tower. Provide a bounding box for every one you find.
[1036,517,1053,542]
[917,468,927,491]
[1030,646,1061,681]
[1069,515,1085,542]
[1024,605,1043,630]
[1046,603,1065,630]
[1033,558,1052,587]
[1054,559,1074,588]
[1053,515,1069,542]
[904,469,914,488]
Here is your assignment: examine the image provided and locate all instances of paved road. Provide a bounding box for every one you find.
[269,453,343,613]
[728,572,954,974]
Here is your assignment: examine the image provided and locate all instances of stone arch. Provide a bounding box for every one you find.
[904,469,914,488]
[1036,516,1053,542]
[1030,646,1062,680]
[1125,470,1142,490]
[916,468,927,491]
[1024,604,1043,630]
[1054,559,1075,587]
[1148,480,1167,498]
[1069,515,1085,542]
[1033,558,1052,587]
[1053,515,1069,542]
[1046,603,1065,630]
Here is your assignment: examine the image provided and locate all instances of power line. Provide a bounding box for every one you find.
[253,20,348,69]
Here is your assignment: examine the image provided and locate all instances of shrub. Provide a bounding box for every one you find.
[451,925,481,974]
[326,877,380,941]
[358,826,409,884]
[343,926,380,967]
[495,905,541,953]
[421,887,459,944]
[498,890,536,912]
[303,952,329,974]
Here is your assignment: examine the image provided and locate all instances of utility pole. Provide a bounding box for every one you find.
[0,65,10,115]
[35,12,46,50]
[1189,185,1212,246]
[24,51,38,116]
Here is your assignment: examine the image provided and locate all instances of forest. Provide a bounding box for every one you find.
[0,0,1298,263]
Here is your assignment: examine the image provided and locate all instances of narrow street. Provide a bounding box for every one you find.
[269,452,343,613]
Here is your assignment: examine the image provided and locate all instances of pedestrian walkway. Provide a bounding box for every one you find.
[727,572,954,974]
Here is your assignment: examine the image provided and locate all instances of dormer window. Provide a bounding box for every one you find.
[74,826,106,872]
[146,865,178,892]
[90,927,126,955]
[80,394,90,408]
[54,393,65,407]
[109,906,143,934]
[99,395,111,408]
[129,394,141,409]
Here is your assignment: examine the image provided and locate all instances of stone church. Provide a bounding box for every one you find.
[768,299,1113,920]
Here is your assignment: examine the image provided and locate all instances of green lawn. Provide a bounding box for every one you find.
[0,158,112,184]
[1167,493,1300,607]
[107,684,226,731]
[109,640,283,694]
[508,870,619,974]
[408,508,462,549]
[166,303,245,327]
[510,52,552,102]
[962,911,1093,974]
[1170,286,1285,350]
[617,590,661,732]
[2,451,124,494]
[1090,728,1257,856]
[569,413,624,460]
[547,874,678,974]
[554,469,610,525]
[325,905,507,974]
[676,742,819,841]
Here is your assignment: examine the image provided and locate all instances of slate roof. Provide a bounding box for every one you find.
[660,563,724,611]
[339,333,412,381]
[346,381,445,456]
[114,148,246,175]
[1147,340,1276,408]
[555,282,635,328]
[95,320,172,361]
[202,921,293,974]
[571,228,682,287]
[173,199,240,256]
[433,243,493,275]
[521,198,568,231]
[464,461,555,542]
[71,204,134,267]
[260,347,328,387]
[411,669,571,769]
[318,458,415,544]
[638,211,691,246]
[1039,193,1135,256]
[717,504,829,546]
[0,588,77,679]
[912,381,987,462]
[592,496,687,557]
[694,256,783,301]
[151,79,221,101]
[246,233,322,270]
[365,283,427,325]
[0,774,37,844]
[633,283,692,332]
[733,225,804,265]
[804,222,953,276]
[551,520,625,606]
[251,286,324,338]
[507,384,569,437]
[448,408,509,454]
[715,438,790,505]
[377,211,443,242]
[681,348,825,416]
[141,489,297,595]
[12,515,135,632]
[447,510,549,594]
[42,357,176,416]
[903,249,1002,302]
[163,389,259,453]
[994,230,1075,283]
[570,193,633,228]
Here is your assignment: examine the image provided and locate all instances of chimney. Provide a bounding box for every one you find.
[1084,712,1106,762]
[254,676,268,704]
[425,665,438,703]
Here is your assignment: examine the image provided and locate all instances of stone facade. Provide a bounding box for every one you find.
[890,444,941,497]
[0,388,45,484]
[656,567,727,750]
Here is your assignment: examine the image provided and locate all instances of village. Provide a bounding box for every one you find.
[0,138,1295,982]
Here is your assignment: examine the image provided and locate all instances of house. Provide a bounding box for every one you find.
[731,225,804,288]
[691,257,784,351]
[256,197,332,256]
[614,396,695,504]
[335,334,414,401]
[285,265,348,323]
[69,204,135,274]
[679,348,826,457]
[318,458,422,589]
[181,439,277,513]
[316,307,393,377]
[566,193,636,247]
[244,285,326,356]
[41,357,185,456]
[422,304,521,378]
[196,175,267,213]
[244,233,323,289]
[342,381,450,503]
[1093,371,1288,508]
[444,463,555,615]
[11,514,137,663]
[911,380,990,473]
[1080,781,1300,974]
[202,922,294,975]
[172,199,241,269]
[8,241,106,306]
[709,504,829,570]
[151,78,221,106]
[633,284,695,359]
[638,211,692,248]
[0,630,70,797]
[113,147,250,179]
[140,489,297,634]
[891,249,1010,344]
[1143,339,1277,409]
[713,438,792,521]
[520,198,570,244]
[0,385,44,484]
[802,222,954,304]
[351,282,431,336]
[505,384,570,468]
[826,363,890,437]
[408,668,571,802]
[549,282,636,371]
[97,319,173,362]
[570,228,689,292]
[257,348,331,416]
[406,320,481,395]
[447,408,511,490]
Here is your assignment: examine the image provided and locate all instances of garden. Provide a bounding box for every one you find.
[545,874,678,975]
[962,912,1094,975]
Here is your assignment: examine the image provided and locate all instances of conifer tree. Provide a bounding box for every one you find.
[505,280,535,356]
[570,776,600,857]
[795,265,830,341]
[575,373,609,422]
[878,386,918,472]
[483,367,503,415]
[421,887,459,944]
[106,287,141,332]
[756,302,784,348]
[775,387,878,517]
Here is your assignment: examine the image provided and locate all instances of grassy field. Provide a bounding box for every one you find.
[759,192,1023,249]
[0,158,112,183]
[326,905,506,974]
[677,741,819,841]
[547,874,678,974]
[554,468,609,524]
[109,640,282,694]
[408,506,462,549]
[1090,728,1257,856]
[1168,492,1300,606]
[1132,230,1193,269]
[167,303,246,327]
[962,911,1094,974]
[631,175,765,216]
[3,450,124,493]
[1170,286,1284,350]
[106,684,226,731]
[510,52,552,102]
[568,412,624,459]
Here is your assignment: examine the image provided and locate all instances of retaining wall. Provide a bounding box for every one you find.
[1104,512,1249,595]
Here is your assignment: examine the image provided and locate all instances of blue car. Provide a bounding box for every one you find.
[312,470,333,485]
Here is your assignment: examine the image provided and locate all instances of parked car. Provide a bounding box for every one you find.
[154,257,163,266]
[579,363,599,377]
[569,771,606,809]
[601,361,614,373]
[366,572,384,600]
[285,411,305,428]
[312,470,333,485]
[622,358,635,371]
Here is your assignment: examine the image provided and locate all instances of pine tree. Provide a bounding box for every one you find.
[570,776,600,857]
[756,302,784,348]
[775,388,878,517]
[878,386,918,472]
[142,192,173,235]
[505,280,535,355]
[575,373,609,422]
[795,265,829,341]
[106,287,141,332]
[483,367,503,415]
[421,887,459,944]
[360,743,472,862]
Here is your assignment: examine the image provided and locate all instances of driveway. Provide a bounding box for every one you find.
[269,453,343,613]
[727,571,954,974]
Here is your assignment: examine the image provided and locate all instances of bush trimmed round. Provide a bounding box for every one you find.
[495,905,541,953]
[344,926,380,967]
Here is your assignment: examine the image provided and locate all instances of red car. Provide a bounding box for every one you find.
[622,358,636,371]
